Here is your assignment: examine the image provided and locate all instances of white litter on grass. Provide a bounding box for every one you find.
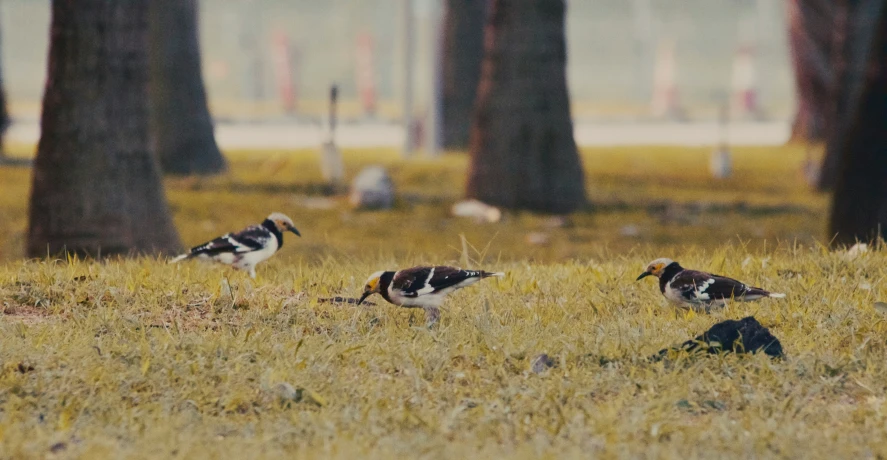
[350,166,395,210]
[845,243,870,260]
[451,199,501,223]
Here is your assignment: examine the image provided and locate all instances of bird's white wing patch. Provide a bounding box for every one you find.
[415,267,436,295]
[225,235,254,252]
[692,278,716,301]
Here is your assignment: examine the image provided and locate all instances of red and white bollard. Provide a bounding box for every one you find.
[650,39,684,121]
[355,32,377,118]
[730,45,764,120]
[272,31,298,114]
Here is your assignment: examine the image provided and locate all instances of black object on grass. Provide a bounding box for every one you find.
[654,316,784,360]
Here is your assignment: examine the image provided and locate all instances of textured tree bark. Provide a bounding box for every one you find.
[815,0,849,190]
[442,0,487,150]
[787,0,833,143]
[466,0,586,214]
[27,0,181,258]
[826,0,887,246]
[149,0,226,175]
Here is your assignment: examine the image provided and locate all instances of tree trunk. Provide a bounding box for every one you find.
[442,0,487,150]
[0,17,9,158]
[466,0,586,214]
[815,0,850,190]
[0,82,7,158]
[149,0,226,175]
[826,0,887,246]
[27,0,181,258]
[787,0,833,143]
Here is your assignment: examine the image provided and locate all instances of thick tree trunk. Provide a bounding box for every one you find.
[466,0,586,214]
[149,0,226,175]
[787,0,833,143]
[826,0,887,246]
[442,0,487,150]
[27,0,181,258]
[0,17,9,158]
[815,0,849,190]
[0,68,8,160]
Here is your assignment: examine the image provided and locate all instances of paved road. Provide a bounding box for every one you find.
[7,120,790,150]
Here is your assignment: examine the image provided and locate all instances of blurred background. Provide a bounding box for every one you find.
[3,0,793,147]
[1,0,884,263]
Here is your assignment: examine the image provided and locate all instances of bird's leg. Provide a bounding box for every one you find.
[249,267,257,279]
[424,306,440,328]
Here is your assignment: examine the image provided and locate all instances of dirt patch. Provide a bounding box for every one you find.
[2,303,55,324]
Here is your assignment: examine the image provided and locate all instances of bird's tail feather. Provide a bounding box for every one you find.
[169,253,191,264]
[748,287,784,299]
[482,271,505,278]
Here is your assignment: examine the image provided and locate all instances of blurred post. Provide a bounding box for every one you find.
[731,14,763,120]
[424,0,442,157]
[292,47,302,115]
[272,31,296,114]
[402,0,415,157]
[239,0,264,103]
[328,85,338,142]
[709,101,732,179]
[631,0,654,104]
[320,85,344,187]
[355,32,377,118]
[755,0,770,78]
[650,39,683,120]
[730,44,763,120]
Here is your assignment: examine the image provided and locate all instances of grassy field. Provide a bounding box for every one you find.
[6,145,887,458]
[1,143,826,263]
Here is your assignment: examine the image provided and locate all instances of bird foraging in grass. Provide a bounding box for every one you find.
[358,266,504,326]
[170,212,300,278]
[636,258,785,310]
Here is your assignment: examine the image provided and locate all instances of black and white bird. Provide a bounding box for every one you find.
[358,266,504,325]
[170,212,300,278]
[636,258,785,310]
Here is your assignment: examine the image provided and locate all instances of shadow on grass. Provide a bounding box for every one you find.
[587,199,815,216]
[0,157,33,167]
[172,180,817,221]
[173,180,342,196]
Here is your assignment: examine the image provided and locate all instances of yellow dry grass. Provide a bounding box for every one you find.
[5,145,885,459]
[0,143,828,263]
